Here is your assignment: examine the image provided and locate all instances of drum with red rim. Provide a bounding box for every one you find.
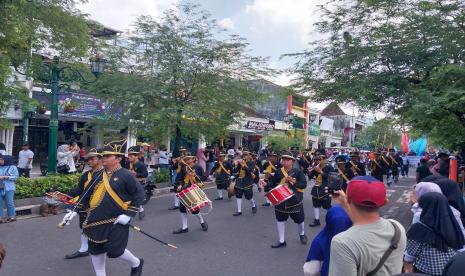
[177,184,210,213]
[265,184,294,206]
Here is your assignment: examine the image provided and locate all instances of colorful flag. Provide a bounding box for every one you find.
[401,128,409,153]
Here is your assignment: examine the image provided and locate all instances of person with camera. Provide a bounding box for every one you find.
[261,152,307,248]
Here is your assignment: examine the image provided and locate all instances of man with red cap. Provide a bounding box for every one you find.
[328,176,406,276]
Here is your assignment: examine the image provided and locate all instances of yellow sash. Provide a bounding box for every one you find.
[349,161,360,172]
[102,172,131,211]
[372,159,382,170]
[218,162,230,175]
[280,167,304,193]
[381,156,390,166]
[390,155,398,165]
[337,167,350,182]
[265,162,277,174]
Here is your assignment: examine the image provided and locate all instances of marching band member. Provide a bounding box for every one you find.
[80,145,145,276]
[262,152,308,248]
[252,152,263,192]
[127,146,148,220]
[334,156,354,192]
[308,155,333,227]
[209,152,233,200]
[172,155,208,234]
[261,152,281,206]
[349,151,366,176]
[370,151,385,182]
[232,151,258,216]
[168,150,182,211]
[64,148,104,260]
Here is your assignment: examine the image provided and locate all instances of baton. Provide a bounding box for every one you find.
[129,224,178,249]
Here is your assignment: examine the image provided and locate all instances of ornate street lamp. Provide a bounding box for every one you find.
[45,55,105,174]
[309,114,317,122]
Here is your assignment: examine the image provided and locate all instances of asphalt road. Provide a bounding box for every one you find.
[0,175,415,276]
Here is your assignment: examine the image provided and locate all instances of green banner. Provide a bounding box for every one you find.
[309,123,320,136]
[292,117,305,129]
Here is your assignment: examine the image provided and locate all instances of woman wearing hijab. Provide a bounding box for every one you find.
[303,205,352,276]
[423,175,465,225]
[411,182,465,237]
[0,155,19,223]
[57,144,77,174]
[404,192,465,275]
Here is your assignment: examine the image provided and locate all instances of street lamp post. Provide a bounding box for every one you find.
[45,56,105,174]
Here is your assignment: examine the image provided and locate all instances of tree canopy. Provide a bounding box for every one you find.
[89,3,271,147]
[0,0,92,127]
[289,0,465,149]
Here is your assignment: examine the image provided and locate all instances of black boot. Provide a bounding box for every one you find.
[262,202,271,207]
[138,210,145,220]
[65,251,89,259]
[233,212,242,216]
[172,228,188,234]
[252,206,257,214]
[300,234,308,245]
[309,219,321,227]
[168,206,179,210]
[214,197,224,200]
[201,222,208,231]
[270,241,287,248]
[130,258,144,276]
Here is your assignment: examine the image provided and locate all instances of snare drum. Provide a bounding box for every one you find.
[265,184,293,206]
[177,184,211,213]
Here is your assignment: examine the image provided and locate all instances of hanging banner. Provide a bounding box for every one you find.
[246,120,275,131]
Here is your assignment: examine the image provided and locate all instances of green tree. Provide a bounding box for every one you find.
[90,3,270,149]
[289,0,465,149]
[0,0,92,127]
[353,119,401,150]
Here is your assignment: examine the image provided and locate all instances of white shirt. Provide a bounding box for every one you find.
[18,149,34,169]
[159,151,169,165]
[0,150,6,156]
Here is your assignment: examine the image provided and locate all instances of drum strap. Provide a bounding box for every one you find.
[337,168,350,182]
[103,172,131,211]
[218,162,230,175]
[280,168,304,193]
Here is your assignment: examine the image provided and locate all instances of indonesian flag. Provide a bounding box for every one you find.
[401,128,409,154]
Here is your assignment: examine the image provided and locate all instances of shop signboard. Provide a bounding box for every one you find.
[246,120,275,131]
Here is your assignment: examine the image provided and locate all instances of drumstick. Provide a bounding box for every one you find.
[129,224,177,249]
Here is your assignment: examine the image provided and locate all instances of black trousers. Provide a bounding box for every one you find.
[88,224,129,258]
[235,186,253,200]
[275,205,304,224]
[18,168,30,178]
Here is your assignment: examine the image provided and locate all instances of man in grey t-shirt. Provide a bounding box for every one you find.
[329,176,406,276]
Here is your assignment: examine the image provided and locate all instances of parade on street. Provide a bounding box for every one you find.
[2,1,465,276]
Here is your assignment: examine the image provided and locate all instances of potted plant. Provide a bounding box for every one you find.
[37,105,47,114]
[63,101,79,113]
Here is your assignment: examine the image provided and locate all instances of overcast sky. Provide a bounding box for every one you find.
[77,0,379,116]
[77,0,327,85]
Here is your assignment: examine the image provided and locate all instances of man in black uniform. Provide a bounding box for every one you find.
[78,145,144,276]
[262,153,307,248]
[232,151,258,216]
[261,152,281,206]
[349,151,366,176]
[297,150,312,173]
[387,149,402,185]
[172,155,208,234]
[127,146,148,220]
[334,156,354,192]
[370,151,385,182]
[63,148,104,260]
[251,152,263,192]
[210,152,232,200]
[308,155,333,227]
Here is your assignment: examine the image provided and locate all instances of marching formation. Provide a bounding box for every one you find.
[54,142,406,276]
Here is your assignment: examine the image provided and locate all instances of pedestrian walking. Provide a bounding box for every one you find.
[0,155,19,223]
[401,154,410,177]
[17,143,33,178]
